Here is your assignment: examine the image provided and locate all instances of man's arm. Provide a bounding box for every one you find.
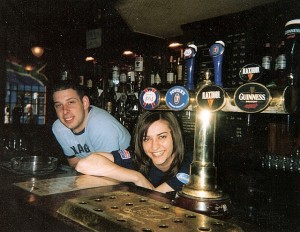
[68,157,80,168]
[75,153,154,190]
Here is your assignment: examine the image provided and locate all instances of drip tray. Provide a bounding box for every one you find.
[57,190,243,232]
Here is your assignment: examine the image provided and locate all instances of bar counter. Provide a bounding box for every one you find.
[0,154,299,232]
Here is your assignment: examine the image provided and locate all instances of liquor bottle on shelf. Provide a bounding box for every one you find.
[134,55,144,93]
[152,56,163,90]
[261,34,274,86]
[150,68,155,86]
[274,39,286,86]
[165,55,175,89]
[153,73,163,90]
[118,65,128,94]
[127,65,135,93]
[104,79,117,115]
[95,75,105,108]
[85,76,99,105]
[115,92,127,126]
[60,63,72,81]
[125,91,140,127]
[177,52,183,85]
[79,75,84,86]
[125,74,140,132]
[284,19,300,87]
[112,64,120,93]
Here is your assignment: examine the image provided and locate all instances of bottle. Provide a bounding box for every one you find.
[177,54,183,85]
[284,19,300,86]
[79,75,85,86]
[60,63,71,81]
[166,55,175,89]
[134,55,144,93]
[173,57,178,81]
[261,35,273,85]
[127,65,135,93]
[150,68,155,86]
[95,76,105,108]
[118,65,128,93]
[85,76,98,105]
[112,64,120,92]
[274,40,286,86]
[152,56,163,90]
[104,79,117,115]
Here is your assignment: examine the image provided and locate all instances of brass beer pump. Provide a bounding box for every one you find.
[138,41,297,219]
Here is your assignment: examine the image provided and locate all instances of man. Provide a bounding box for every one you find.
[52,81,131,167]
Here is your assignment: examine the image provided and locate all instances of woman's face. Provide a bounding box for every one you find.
[53,88,89,133]
[142,119,174,172]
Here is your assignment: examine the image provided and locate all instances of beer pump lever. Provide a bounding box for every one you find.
[209,41,225,87]
[184,44,197,91]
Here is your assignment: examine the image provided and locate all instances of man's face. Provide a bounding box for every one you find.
[53,89,89,133]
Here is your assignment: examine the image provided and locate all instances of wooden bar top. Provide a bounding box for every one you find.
[0,158,299,232]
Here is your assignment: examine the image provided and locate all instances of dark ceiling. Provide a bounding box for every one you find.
[1,0,281,62]
[1,1,121,57]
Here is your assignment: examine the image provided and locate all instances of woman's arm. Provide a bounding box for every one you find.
[75,153,154,190]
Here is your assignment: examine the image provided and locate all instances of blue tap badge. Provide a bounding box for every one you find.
[209,42,225,57]
[165,86,189,111]
[209,41,225,87]
[139,87,160,110]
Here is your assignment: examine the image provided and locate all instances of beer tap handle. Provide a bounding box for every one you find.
[209,41,225,87]
[184,44,197,91]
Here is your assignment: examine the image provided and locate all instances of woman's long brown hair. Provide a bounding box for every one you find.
[132,111,185,184]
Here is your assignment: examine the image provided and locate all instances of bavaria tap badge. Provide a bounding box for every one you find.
[139,87,160,110]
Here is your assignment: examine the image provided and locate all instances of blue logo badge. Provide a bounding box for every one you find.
[165,86,189,111]
[176,173,190,184]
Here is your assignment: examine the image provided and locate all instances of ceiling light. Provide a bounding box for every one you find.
[123,50,134,56]
[168,42,183,48]
[31,46,44,58]
[85,56,95,62]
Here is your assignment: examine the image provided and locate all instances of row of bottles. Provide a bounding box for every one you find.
[262,19,300,88]
[150,52,184,90]
[76,56,144,132]
[261,35,287,87]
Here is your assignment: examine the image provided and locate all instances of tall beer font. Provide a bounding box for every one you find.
[139,38,297,218]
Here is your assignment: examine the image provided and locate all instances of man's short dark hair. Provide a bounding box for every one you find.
[51,81,85,99]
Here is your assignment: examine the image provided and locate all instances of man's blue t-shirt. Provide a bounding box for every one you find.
[111,149,192,191]
[52,106,131,158]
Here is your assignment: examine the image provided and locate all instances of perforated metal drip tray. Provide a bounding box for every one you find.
[57,191,243,232]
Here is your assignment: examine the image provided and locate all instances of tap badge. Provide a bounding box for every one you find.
[234,82,271,113]
[196,85,225,112]
[209,43,225,57]
[139,87,160,110]
[239,64,263,82]
[166,86,189,111]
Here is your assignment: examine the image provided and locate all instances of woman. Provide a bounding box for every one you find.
[76,111,192,193]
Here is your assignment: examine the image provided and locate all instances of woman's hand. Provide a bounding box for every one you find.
[134,172,154,190]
